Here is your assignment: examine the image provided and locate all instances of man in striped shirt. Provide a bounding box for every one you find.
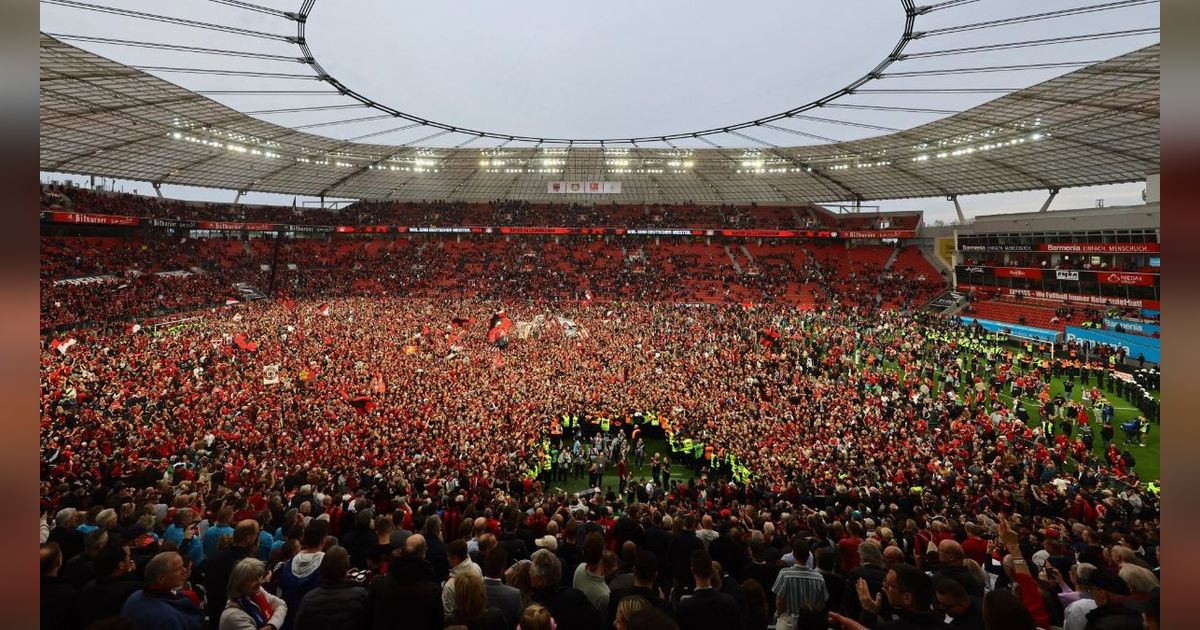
[772,544,829,627]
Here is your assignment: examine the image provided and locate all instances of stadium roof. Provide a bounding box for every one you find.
[41,33,1159,204]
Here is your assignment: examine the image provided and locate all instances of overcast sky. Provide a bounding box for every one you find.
[39,0,1160,222]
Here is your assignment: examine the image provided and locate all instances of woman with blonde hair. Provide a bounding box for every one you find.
[448,571,507,630]
[219,557,287,630]
[507,559,534,607]
[964,558,988,594]
[517,603,554,630]
[614,595,650,630]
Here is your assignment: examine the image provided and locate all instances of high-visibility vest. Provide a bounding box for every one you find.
[600,417,611,432]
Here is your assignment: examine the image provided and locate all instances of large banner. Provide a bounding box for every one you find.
[52,274,119,286]
[547,181,622,194]
[1103,317,1161,336]
[1066,326,1160,364]
[197,221,278,231]
[288,224,335,234]
[958,317,1060,343]
[960,243,1034,252]
[840,229,918,239]
[958,284,1160,310]
[46,211,139,227]
[1039,242,1159,253]
[148,218,197,229]
[335,225,396,233]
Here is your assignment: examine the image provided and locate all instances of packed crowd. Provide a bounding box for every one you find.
[41,291,1159,629]
[40,234,942,331]
[45,183,897,230]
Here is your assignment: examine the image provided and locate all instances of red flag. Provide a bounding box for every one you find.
[758,328,780,348]
[486,312,512,344]
[49,338,77,355]
[349,395,374,415]
[233,333,257,352]
[225,297,240,306]
[317,303,331,317]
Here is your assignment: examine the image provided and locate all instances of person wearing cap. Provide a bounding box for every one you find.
[535,533,559,554]
[1080,568,1142,630]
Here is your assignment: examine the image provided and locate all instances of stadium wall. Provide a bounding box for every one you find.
[1066,326,1160,364]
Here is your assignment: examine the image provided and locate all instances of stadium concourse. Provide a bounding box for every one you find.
[39,187,1161,630]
